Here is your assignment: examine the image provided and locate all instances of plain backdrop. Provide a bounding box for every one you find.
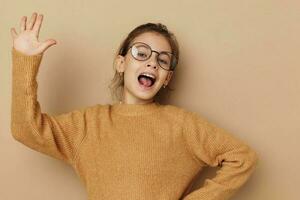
[1,0,299,199]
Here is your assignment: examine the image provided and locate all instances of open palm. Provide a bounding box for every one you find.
[10,12,57,56]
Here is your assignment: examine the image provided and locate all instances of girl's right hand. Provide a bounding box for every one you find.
[10,12,57,56]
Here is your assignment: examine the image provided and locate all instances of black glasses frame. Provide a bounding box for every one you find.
[127,42,177,71]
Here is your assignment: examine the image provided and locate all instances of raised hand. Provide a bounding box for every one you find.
[10,12,57,56]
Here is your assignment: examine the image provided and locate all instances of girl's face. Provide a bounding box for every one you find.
[115,32,174,104]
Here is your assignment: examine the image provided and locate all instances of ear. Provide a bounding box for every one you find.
[115,55,126,73]
[164,71,174,85]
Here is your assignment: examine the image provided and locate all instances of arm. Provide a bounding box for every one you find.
[10,12,87,165]
[182,111,259,200]
[11,48,87,165]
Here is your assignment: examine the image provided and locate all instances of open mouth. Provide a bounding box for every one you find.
[137,74,156,88]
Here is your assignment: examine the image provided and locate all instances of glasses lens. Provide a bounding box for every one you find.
[170,56,177,70]
[131,44,151,61]
[158,53,172,70]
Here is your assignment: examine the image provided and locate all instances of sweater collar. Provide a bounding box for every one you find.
[111,101,160,116]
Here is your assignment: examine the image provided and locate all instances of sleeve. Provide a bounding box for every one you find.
[182,111,259,200]
[10,48,87,166]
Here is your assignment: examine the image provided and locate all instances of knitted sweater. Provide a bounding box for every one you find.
[10,48,258,200]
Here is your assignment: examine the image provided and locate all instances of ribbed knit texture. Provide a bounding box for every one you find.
[11,48,258,200]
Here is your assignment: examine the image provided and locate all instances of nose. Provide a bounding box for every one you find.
[146,53,159,70]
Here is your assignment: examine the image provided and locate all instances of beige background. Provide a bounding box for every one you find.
[1,0,299,199]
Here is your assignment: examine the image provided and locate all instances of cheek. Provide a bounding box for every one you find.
[123,64,138,81]
[157,73,168,84]
[124,58,141,72]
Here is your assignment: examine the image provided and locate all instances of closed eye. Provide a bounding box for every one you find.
[159,59,168,64]
[138,53,147,57]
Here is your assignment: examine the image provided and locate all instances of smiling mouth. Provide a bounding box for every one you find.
[137,74,156,88]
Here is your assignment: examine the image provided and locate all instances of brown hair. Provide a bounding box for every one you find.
[108,22,180,103]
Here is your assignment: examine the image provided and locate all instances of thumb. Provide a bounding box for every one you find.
[39,39,57,53]
[10,28,18,40]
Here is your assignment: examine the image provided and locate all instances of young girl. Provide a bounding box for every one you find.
[10,12,258,200]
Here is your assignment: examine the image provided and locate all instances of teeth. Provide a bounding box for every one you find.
[140,72,156,80]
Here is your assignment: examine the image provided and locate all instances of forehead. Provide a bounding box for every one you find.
[131,32,172,53]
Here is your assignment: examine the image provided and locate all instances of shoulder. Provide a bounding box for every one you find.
[162,104,214,129]
[73,104,109,119]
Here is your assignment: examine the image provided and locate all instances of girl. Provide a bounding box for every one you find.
[10,12,258,200]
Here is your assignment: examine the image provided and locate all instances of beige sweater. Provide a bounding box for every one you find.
[11,48,258,200]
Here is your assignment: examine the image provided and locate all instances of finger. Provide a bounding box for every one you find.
[20,16,27,32]
[10,28,18,39]
[32,14,43,37]
[26,12,38,30]
[38,39,57,52]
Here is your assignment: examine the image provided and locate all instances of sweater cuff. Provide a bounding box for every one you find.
[11,47,44,83]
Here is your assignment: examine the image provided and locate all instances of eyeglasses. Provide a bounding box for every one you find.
[127,42,177,71]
